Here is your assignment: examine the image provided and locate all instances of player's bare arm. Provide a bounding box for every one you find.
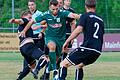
[70,20,76,44]
[9,18,24,24]
[68,13,81,20]
[20,19,34,37]
[38,23,47,39]
[62,26,83,52]
[31,20,47,30]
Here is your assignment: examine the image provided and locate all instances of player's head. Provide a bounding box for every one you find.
[28,0,36,12]
[21,10,32,20]
[63,0,71,7]
[57,0,63,8]
[49,0,59,16]
[85,0,96,9]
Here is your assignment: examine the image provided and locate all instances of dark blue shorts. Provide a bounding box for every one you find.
[20,42,44,64]
[66,47,101,66]
[33,33,45,51]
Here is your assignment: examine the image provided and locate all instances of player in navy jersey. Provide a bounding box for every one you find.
[60,0,76,61]
[9,10,48,80]
[59,0,104,80]
[17,0,49,80]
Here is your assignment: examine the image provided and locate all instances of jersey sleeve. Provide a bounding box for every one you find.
[20,18,29,26]
[22,18,29,23]
[78,14,86,28]
[34,14,44,23]
[62,10,71,17]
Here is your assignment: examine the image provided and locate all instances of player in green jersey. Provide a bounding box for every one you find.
[20,0,80,79]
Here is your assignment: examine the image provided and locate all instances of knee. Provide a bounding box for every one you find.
[76,63,85,69]
[47,42,56,51]
[60,60,68,68]
[49,45,56,51]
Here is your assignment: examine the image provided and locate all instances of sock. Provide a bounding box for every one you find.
[23,59,28,69]
[59,67,67,80]
[36,58,47,71]
[17,66,30,79]
[43,62,50,79]
[49,52,56,70]
[75,68,83,80]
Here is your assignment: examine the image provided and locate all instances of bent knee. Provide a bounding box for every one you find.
[47,42,56,51]
[60,59,71,67]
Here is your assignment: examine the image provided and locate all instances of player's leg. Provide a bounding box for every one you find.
[19,42,47,79]
[17,59,30,80]
[40,61,50,80]
[47,41,57,70]
[59,48,84,80]
[39,45,50,80]
[16,66,30,80]
[30,46,49,79]
[75,68,83,80]
[59,58,72,80]
[73,47,101,80]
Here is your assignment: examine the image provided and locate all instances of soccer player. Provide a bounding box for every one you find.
[59,0,104,80]
[61,0,76,60]
[16,0,48,80]
[57,0,63,8]
[19,0,80,79]
[9,10,48,80]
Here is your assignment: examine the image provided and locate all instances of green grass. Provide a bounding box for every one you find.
[0,52,120,80]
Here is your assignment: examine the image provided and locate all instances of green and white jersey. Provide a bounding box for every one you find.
[34,9,71,40]
[32,10,43,35]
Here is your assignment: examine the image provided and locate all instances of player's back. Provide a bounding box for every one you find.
[80,12,104,52]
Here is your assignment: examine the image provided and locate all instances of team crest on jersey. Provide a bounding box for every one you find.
[56,18,60,22]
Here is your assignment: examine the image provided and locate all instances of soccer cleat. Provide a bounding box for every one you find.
[53,70,59,80]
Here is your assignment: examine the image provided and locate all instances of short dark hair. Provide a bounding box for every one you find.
[49,0,58,6]
[85,0,96,8]
[21,10,31,17]
[28,0,35,3]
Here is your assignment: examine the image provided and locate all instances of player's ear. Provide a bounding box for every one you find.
[49,7,52,13]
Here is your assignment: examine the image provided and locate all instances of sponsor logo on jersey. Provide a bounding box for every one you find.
[49,24,62,28]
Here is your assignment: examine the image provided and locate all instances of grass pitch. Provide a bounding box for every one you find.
[0,52,120,80]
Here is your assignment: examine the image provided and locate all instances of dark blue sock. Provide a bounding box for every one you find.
[59,67,67,80]
[36,58,47,71]
[75,68,83,80]
[17,66,30,79]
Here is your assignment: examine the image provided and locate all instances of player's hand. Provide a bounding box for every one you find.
[19,31,26,37]
[9,18,15,23]
[62,42,69,53]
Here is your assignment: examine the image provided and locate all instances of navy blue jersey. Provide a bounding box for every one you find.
[18,18,33,43]
[62,7,75,33]
[78,12,104,52]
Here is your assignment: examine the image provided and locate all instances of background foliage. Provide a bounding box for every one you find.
[0,0,120,33]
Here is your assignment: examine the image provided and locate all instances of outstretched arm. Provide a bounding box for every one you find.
[62,26,83,52]
[31,20,47,30]
[9,18,24,24]
[68,13,81,20]
[20,19,34,37]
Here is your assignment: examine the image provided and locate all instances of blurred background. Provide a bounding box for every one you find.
[0,0,120,80]
[0,0,120,33]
